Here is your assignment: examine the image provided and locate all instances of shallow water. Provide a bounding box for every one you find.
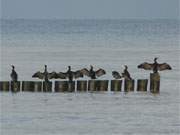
[1,92,179,135]
[0,19,180,135]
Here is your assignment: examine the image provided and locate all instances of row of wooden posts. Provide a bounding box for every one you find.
[0,73,160,93]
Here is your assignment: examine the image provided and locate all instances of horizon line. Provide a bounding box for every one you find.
[1,17,179,20]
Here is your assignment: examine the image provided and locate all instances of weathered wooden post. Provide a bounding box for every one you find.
[96,80,109,91]
[43,81,52,92]
[55,81,75,92]
[22,81,34,92]
[88,80,97,91]
[11,81,20,92]
[55,81,67,92]
[111,80,122,92]
[67,82,75,92]
[150,73,160,93]
[137,79,148,92]
[124,79,134,92]
[88,80,108,91]
[22,81,42,92]
[0,81,10,91]
[33,82,42,92]
[77,80,87,92]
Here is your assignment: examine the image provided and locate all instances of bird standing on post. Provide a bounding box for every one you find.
[66,66,73,82]
[55,66,83,82]
[112,65,132,80]
[137,58,172,73]
[32,65,58,91]
[32,65,57,82]
[122,65,132,80]
[80,65,106,79]
[11,65,18,82]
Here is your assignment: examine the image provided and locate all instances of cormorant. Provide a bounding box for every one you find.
[112,65,132,80]
[122,65,132,80]
[112,71,122,79]
[80,65,106,79]
[32,65,57,82]
[137,58,172,73]
[56,66,83,82]
[10,65,18,82]
[66,66,73,82]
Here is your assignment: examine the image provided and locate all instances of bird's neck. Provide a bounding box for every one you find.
[154,59,158,63]
[44,67,47,72]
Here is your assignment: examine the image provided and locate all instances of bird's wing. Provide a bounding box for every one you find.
[56,72,67,79]
[48,71,58,79]
[122,73,132,80]
[32,71,44,79]
[137,62,154,70]
[80,68,90,76]
[73,70,84,78]
[158,63,172,71]
[96,68,106,77]
[112,71,121,79]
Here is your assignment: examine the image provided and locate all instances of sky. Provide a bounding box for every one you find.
[1,0,179,19]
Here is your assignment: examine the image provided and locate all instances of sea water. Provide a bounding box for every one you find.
[0,19,179,135]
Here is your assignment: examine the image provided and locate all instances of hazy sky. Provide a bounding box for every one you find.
[1,0,179,19]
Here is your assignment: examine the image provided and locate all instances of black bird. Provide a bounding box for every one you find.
[11,65,18,82]
[32,65,57,82]
[122,65,132,80]
[56,66,83,82]
[112,65,132,80]
[137,58,172,73]
[112,71,122,79]
[80,65,106,79]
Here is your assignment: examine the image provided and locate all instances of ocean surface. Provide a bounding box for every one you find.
[0,19,180,135]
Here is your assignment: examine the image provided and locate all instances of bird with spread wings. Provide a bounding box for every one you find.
[55,66,83,82]
[80,65,106,79]
[32,65,57,82]
[137,58,172,73]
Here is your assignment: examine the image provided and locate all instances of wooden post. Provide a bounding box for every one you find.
[33,82,42,92]
[150,73,160,93]
[0,81,10,91]
[67,82,75,92]
[22,81,34,92]
[88,80,108,91]
[124,79,134,92]
[43,81,52,92]
[77,80,87,92]
[111,80,122,92]
[55,81,75,92]
[88,80,97,91]
[137,79,148,92]
[22,81,42,92]
[55,81,67,92]
[11,81,20,92]
[96,80,108,91]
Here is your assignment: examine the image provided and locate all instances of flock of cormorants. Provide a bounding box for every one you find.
[10,58,172,83]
